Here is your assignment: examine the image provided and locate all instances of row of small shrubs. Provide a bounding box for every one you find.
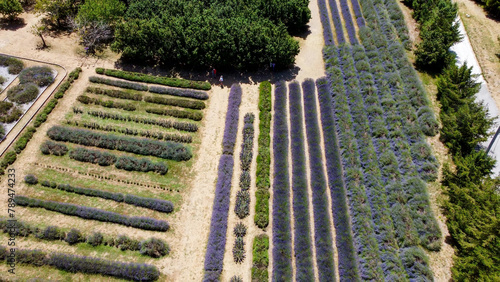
[40,140,68,156]
[235,113,254,219]
[144,96,206,110]
[145,107,202,121]
[47,125,192,161]
[222,84,242,155]
[0,55,24,74]
[86,86,143,101]
[96,67,211,91]
[89,76,148,91]
[116,156,169,175]
[251,234,269,282]
[77,95,136,111]
[255,81,272,229]
[14,195,170,231]
[232,223,247,263]
[69,147,117,166]
[149,85,209,100]
[85,110,198,132]
[0,68,82,176]
[66,120,193,143]
[26,175,173,213]
[0,246,160,281]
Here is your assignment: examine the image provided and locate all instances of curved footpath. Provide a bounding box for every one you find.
[450,17,500,175]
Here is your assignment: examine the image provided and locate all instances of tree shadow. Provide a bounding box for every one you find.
[0,18,26,31]
[113,59,301,87]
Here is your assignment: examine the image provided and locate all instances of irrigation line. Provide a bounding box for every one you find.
[0,53,67,158]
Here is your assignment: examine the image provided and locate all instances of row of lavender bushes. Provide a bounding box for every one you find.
[65,120,192,143]
[234,113,254,219]
[0,246,160,281]
[271,81,293,281]
[338,0,360,44]
[83,109,198,132]
[327,0,346,44]
[46,125,192,161]
[203,84,242,281]
[25,175,173,213]
[14,195,169,231]
[287,81,314,279]
[301,79,338,280]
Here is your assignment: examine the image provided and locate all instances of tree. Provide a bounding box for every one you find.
[30,23,48,48]
[34,0,80,27]
[70,18,113,54]
[76,0,125,24]
[0,0,23,20]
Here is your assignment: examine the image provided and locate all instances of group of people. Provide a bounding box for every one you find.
[211,68,223,86]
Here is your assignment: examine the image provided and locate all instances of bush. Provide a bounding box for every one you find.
[19,66,54,86]
[47,125,192,161]
[86,86,143,101]
[16,249,47,267]
[68,67,82,82]
[232,237,245,263]
[222,84,242,155]
[65,229,84,245]
[15,195,170,231]
[89,76,148,91]
[139,238,170,258]
[239,170,250,190]
[0,105,22,123]
[14,126,36,153]
[77,95,136,111]
[97,68,211,91]
[115,156,168,175]
[234,190,250,219]
[149,85,209,100]
[230,276,243,282]
[37,226,65,241]
[144,95,205,110]
[124,194,174,213]
[0,55,24,74]
[87,232,104,246]
[145,107,202,121]
[233,222,247,237]
[7,83,39,104]
[0,151,17,170]
[252,234,269,282]
[34,99,58,127]
[24,174,38,185]
[40,140,68,156]
[115,235,140,251]
[69,147,117,166]
[0,101,13,114]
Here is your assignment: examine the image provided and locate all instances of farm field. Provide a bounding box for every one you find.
[0,0,486,280]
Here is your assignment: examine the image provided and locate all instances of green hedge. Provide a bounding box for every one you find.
[145,107,203,121]
[251,234,269,282]
[254,81,272,229]
[96,68,211,90]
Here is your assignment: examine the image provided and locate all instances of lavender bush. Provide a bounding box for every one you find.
[222,84,242,155]
[328,0,346,44]
[350,0,366,27]
[149,85,209,100]
[318,0,335,45]
[339,0,359,44]
[288,81,314,280]
[89,76,148,91]
[14,195,169,231]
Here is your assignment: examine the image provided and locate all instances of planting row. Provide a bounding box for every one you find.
[338,0,359,44]
[95,67,211,91]
[203,84,242,280]
[86,86,206,110]
[65,120,192,143]
[0,218,169,257]
[302,79,337,280]
[232,223,247,263]
[318,0,334,45]
[271,81,293,281]
[145,107,203,122]
[0,246,160,281]
[82,109,198,132]
[77,95,136,111]
[47,125,192,161]
[235,113,255,219]
[251,234,269,281]
[288,81,314,280]
[26,175,173,213]
[14,195,170,231]
[254,82,272,229]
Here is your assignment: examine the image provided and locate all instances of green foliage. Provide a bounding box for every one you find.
[139,238,170,258]
[24,174,38,185]
[473,0,500,18]
[0,151,16,170]
[0,0,23,20]
[112,0,304,69]
[14,126,36,153]
[65,228,84,245]
[7,83,39,104]
[76,0,124,23]
[34,0,79,26]
[252,234,269,282]
[0,55,24,74]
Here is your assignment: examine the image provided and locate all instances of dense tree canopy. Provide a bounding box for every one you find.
[0,0,23,20]
[473,0,500,18]
[76,0,124,23]
[111,0,309,69]
[34,0,80,26]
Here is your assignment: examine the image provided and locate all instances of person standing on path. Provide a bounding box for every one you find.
[212,68,216,79]
[219,75,223,87]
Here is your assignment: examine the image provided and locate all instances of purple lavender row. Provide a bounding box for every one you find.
[350,0,366,27]
[222,84,243,155]
[203,155,235,279]
[316,77,359,280]
[272,81,293,281]
[336,45,407,279]
[288,81,315,280]
[301,78,338,281]
[317,0,335,45]
[327,0,346,44]
[338,0,359,44]
[323,45,384,280]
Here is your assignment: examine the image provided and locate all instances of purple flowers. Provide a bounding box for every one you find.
[318,0,335,45]
[339,0,358,44]
[222,84,242,155]
[328,0,346,44]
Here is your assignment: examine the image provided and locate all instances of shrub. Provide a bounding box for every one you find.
[124,194,174,213]
[14,126,36,153]
[34,99,58,127]
[87,232,104,246]
[0,151,17,170]
[89,76,148,91]
[0,75,5,85]
[115,235,140,251]
[24,174,38,185]
[0,101,13,114]
[234,190,250,219]
[0,56,24,74]
[7,83,39,104]
[230,276,243,282]
[15,195,170,231]
[252,234,269,281]
[68,67,82,82]
[69,147,117,166]
[37,226,65,241]
[222,84,242,155]
[19,66,54,86]
[239,170,250,190]
[40,140,68,156]
[77,95,136,111]
[149,85,209,100]
[65,229,84,245]
[139,238,170,258]
[233,222,247,238]
[0,105,22,123]
[144,95,205,110]
[86,86,143,101]
[115,156,168,175]
[145,107,203,121]
[47,125,192,161]
[232,237,245,263]
[97,68,211,91]
[16,249,47,267]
